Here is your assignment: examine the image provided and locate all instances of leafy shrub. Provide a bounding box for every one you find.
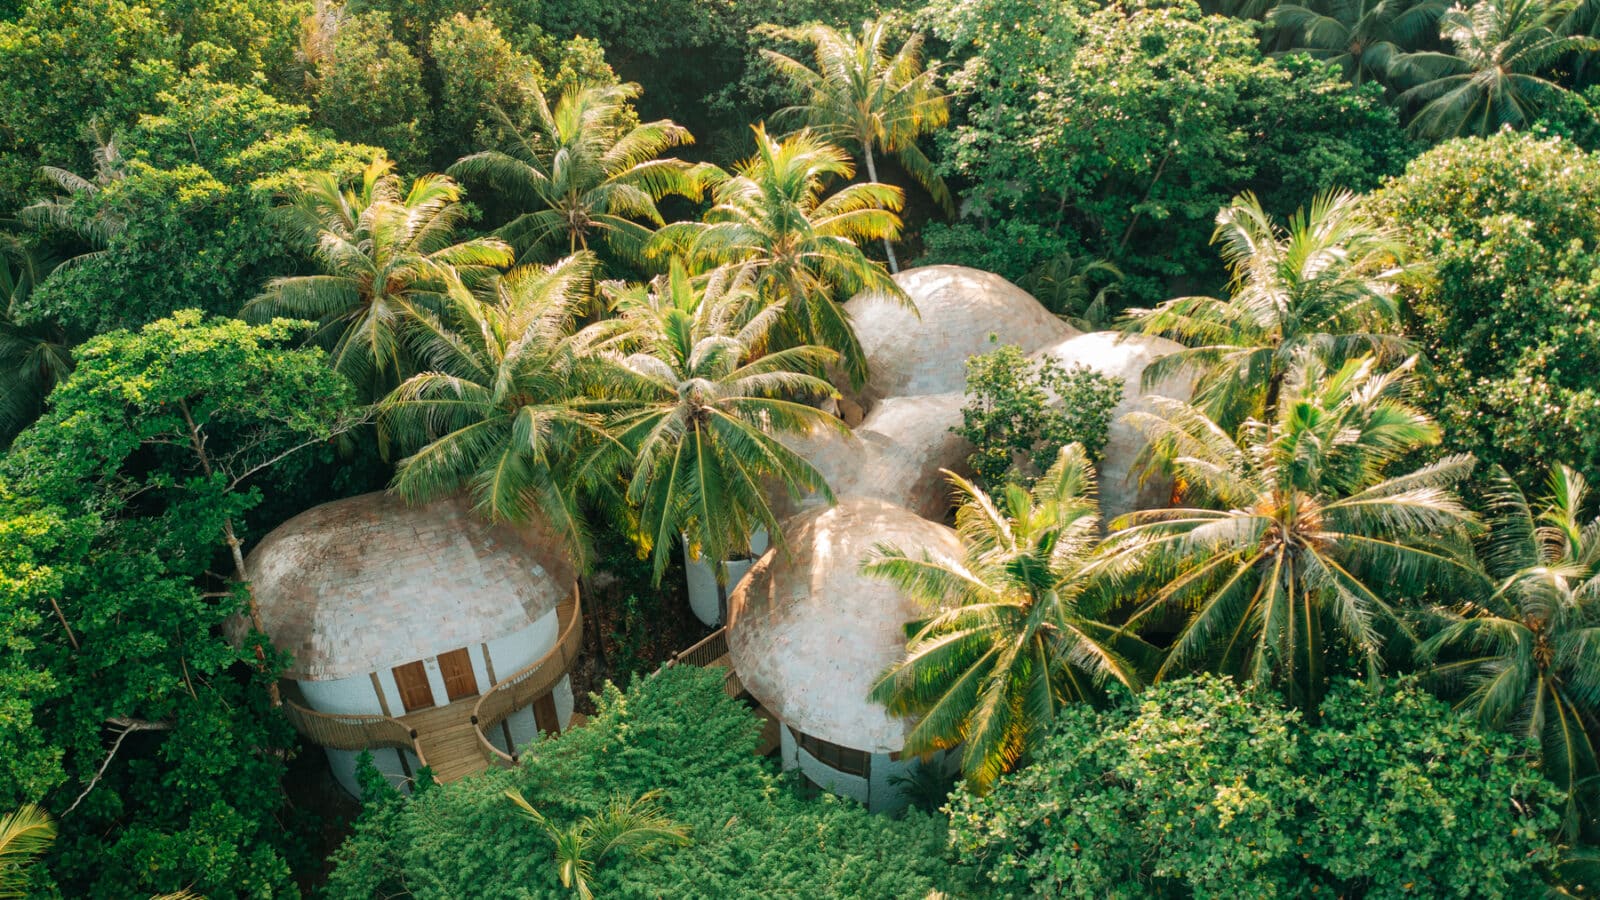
[326,667,978,899]
[948,676,1563,898]
[314,10,432,168]
[1373,131,1600,484]
[956,342,1123,489]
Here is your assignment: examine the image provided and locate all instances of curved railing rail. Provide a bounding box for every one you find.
[279,688,429,768]
[473,588,584,767]
[658,626,741,696]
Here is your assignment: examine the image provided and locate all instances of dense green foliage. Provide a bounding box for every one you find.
[1374,131,1600,483]
[326,667,976,898]
[866,444,1151,792]
[955,343,1123,489]
[929,0,1417,301]
[0,313,358,896]
[2,0,1599,892]
[949,676,1563,897]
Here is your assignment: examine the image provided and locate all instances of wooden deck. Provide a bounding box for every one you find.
[401,698,489,783]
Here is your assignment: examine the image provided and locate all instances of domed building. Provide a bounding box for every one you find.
[725,497,963,812]
[240,492,583,795]
[844,265,1077,413]
[1031,332,1197,524]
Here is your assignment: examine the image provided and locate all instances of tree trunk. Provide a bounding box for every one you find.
[1117,148,1174,257]
[863,145,900,275]
[580,574,609,676]
[714,558,730,626]
[178,400,278,704]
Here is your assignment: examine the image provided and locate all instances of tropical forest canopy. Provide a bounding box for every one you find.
[1,0,1599,896]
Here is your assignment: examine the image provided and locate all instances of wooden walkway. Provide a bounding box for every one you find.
[402,698,488,783]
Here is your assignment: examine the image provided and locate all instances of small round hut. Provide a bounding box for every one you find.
[241,492,582,795]
[725,496,963,811]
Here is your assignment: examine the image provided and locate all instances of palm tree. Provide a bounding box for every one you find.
[1017,252,1124,330]
[1269,0,1447,85]
[379,253,616,568]
[450,82,707,264]
[1102,355,1478,711]
[0,235,73,441]
[653,126,905,389]
[600,259,846,587]
[246,157,513,397]
[505,789,690,900]
[1419,464,1600,838]
[763,18,953,271]
[865,444,1149,793]
[19,129,125,268]
[1390,0,1600,138]
[0,804,55,900]
[1128,189,1412,429]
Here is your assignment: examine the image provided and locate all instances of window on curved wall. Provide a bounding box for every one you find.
[794,728,870,777]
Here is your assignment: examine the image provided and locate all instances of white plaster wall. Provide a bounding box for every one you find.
[327,746,420,799]
[778,723,932,813]
[298,672,385,716]
[498,675,574,755]
[484,609,560,676]
[685,529,770,626]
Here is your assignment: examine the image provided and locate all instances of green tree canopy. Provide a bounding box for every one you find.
[1104,355,1477,710]
[1371,131,1600,483]
[325,666,977,899]
[929,0,1416,302]
[948,676,1562,896]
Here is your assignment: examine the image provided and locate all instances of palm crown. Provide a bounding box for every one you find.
[763,18,953,271]
[450,82,707,264]
[600,259,845,584]
[1270,0,1447,85]
[379,253,615,569]
[0,236,72,441]
[1104,355,1478,710]
[865,444,1148,793]
[248,157,513,396]
[1390,0,1600,138]
[653,126,905,389]
[1420,464,1600,838]
[505,789,690,900]
[1129,189,1412,429]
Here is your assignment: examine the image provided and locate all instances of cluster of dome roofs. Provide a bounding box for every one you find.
[725,265,1195,804]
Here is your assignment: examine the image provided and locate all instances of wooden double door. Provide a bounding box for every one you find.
[391,648,480,713]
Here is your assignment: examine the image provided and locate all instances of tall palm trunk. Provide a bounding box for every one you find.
[862,145,900,274]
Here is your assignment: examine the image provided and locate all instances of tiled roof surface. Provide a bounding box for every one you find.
[243,492,576,680]
[725,496,963,753]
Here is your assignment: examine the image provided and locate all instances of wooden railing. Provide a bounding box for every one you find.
[671,627,729,668]
[472,588,584,767]
[279,685,429,768]
[660,626,742,696]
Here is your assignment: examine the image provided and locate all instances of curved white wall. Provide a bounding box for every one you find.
[776,722,942,814]
[685,529,770,626]
[297,605,569,799]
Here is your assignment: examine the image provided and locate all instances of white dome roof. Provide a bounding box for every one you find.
[776,394,972,520]
[845,265,1076,407]
[1030,332,1196,523]
[726,496,962,752]
[240,492,576,681]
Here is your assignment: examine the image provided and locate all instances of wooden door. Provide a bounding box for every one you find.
[391,660,435,712]
[438,648,479,702]
[533,692,560,734]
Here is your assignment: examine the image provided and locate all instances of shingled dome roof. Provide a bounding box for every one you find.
[844,265,1077,407]
[726,496,962,753]
[1030,331,1196,523]
[242,492,576,681]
